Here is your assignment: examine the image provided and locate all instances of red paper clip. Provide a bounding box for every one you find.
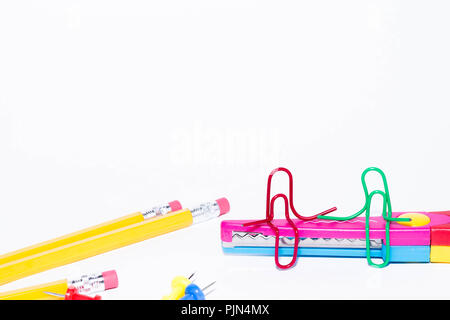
[243,167,337,269]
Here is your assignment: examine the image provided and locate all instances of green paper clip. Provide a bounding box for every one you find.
[318,167,411,268]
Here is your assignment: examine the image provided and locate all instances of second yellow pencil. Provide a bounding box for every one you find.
[0,201,181,266]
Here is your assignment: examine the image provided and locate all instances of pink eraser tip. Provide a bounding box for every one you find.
[169,200,182,212]
[102,270,119,290]
[216,197,230,216]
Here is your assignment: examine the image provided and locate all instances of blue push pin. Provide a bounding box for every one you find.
[179,282,215,300]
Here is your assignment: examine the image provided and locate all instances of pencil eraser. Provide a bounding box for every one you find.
[216,197,230,216]
[102,270,119,290]
[169,200,182,212]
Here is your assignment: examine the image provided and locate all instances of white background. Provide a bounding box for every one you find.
[0,1,449,299]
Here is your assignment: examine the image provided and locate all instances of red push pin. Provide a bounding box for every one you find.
[45,286,102,300]
[64,287,102,300]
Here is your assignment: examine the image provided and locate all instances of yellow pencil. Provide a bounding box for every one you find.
[0,201,181,266]
[0,198,229,286]
[0,270,118,300]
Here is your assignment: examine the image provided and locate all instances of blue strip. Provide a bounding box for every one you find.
[222,245,430,263]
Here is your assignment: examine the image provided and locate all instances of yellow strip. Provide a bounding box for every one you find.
[430,246,450,263]
[0,212,144,266]
[0,279,68,300]
[0,209,193,286]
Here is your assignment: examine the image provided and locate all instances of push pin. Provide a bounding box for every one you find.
[162,272,196,300]
[45,286,102,300]
[180,282,216,300]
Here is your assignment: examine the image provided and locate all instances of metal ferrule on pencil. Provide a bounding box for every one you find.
[190,200,223,224]
[189,198,230,224]
[142,203,174,220]
[68,272,108,294]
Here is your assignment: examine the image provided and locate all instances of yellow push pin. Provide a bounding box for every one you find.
[162,273,195,300]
